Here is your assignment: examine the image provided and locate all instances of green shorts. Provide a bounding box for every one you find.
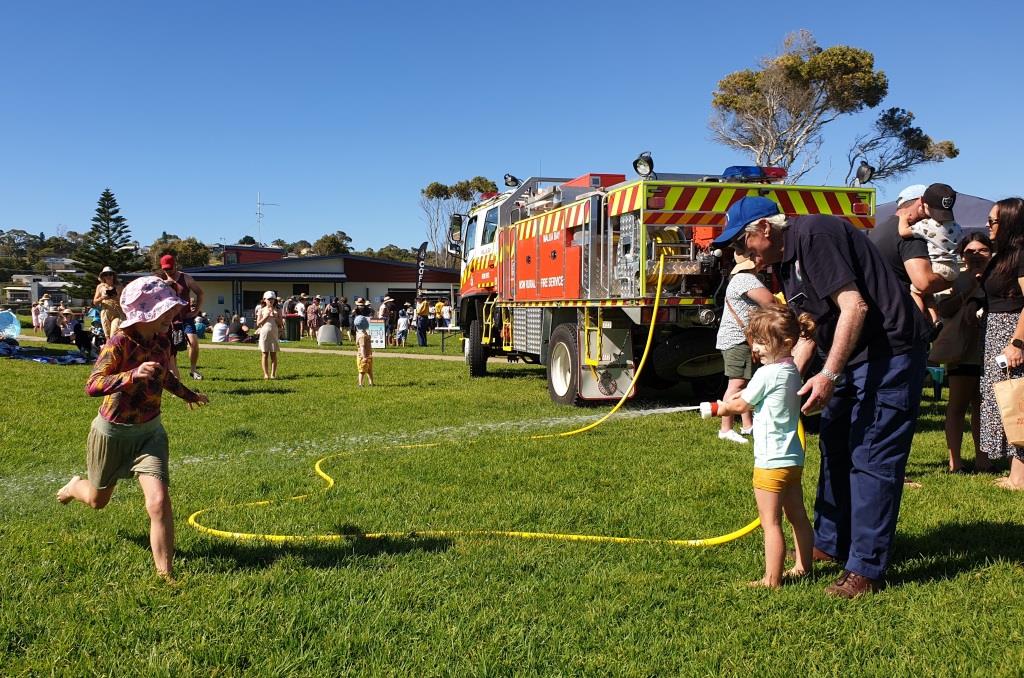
[86,415,169,490]
[722,344,754,380]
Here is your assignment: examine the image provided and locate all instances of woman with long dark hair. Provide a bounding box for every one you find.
[979,197,1024,489]
[936,233,992,472]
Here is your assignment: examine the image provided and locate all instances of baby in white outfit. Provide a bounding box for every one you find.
[899,217,963,282]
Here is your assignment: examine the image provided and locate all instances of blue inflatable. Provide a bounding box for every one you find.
[0,310,21,340]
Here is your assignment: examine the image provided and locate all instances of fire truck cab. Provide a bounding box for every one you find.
[449,164,874,405]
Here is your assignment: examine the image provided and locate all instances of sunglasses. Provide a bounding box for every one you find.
[987,217,1000,226]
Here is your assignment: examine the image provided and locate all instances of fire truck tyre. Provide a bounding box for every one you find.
[547,324,581,405]
[467,319,488,377]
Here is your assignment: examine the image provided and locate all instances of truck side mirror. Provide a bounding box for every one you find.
[448,214,463,242]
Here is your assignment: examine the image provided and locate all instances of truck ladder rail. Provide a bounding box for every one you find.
[582,307,603,367]
[481,297,497,347]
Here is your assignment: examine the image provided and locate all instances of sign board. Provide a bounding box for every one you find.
[369,318,387,349]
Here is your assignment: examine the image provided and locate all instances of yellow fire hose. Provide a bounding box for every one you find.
[189,254,795,548]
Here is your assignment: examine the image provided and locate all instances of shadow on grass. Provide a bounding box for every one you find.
[892,520,1024,585]
[486,367,547,380]
[211,373,321,383]
[9,345,87,359]
[121,531,454,570]
[221,386,296,396]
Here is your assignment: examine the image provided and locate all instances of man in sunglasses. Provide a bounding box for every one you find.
[713,197,931,598]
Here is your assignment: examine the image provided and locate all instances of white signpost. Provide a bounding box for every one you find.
[369,318,387,349]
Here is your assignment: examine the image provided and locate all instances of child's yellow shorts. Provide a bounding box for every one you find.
[752,466,802,493]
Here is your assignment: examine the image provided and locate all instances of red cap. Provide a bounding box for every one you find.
[160,254,176,270]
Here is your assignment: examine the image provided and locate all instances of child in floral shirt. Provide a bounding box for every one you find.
[57,276,208,580]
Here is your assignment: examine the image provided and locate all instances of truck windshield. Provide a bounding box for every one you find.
[481,208,499,245]
[463,215,478,258]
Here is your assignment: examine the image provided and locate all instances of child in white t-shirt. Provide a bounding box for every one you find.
[701,305,815,588]
[396,310,410,347]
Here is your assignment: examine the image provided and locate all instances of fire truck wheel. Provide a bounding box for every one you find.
[547,323,581,405]
[467,319,488,377]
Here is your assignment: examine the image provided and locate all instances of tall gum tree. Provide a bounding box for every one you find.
[710,30,888,183]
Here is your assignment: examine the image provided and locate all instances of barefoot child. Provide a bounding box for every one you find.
[701,305,815,588]
[57,276,208,580]
[353,314,374,386]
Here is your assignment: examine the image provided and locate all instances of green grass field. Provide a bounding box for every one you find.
[1,343,1022,676]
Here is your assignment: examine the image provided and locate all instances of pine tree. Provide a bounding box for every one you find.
[64,188,145,301]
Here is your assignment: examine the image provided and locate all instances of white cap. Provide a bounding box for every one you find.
[896,184,927,208]
[263,290,276,300]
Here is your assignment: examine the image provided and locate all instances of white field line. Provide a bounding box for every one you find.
[2,405,693,498]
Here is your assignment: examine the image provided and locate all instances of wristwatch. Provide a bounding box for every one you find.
[820,367,841,383]
[1013,338,1024,349]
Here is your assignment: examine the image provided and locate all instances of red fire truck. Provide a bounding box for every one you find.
[448,161,874,404]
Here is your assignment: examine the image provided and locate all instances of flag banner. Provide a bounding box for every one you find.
[415,241,428,294]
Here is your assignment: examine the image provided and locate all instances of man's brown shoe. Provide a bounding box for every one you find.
[825,570,884,599]
[813,547,839,564]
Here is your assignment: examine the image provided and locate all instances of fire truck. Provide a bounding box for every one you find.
[447,160,875,404]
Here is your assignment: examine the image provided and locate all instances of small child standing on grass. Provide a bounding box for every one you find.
[701,305,815,588]
[395,309,409,347]
[353,314,374,386]
[57,276,208,581]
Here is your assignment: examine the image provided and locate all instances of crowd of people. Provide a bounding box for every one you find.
[705,186,1024,599]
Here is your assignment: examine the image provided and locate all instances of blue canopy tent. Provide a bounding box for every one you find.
[875,192,993,233]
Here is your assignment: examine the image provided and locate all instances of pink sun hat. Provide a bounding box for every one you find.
[119,275,186,328]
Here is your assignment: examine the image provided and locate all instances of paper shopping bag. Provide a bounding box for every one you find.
[993,377,1024,447]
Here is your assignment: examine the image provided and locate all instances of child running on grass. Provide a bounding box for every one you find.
[353,314,374,386]
[57,276,208,581]
[701,304,815,588]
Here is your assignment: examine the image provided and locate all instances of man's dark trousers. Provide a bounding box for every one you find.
[814,348,927,580]
[416,316,428,346]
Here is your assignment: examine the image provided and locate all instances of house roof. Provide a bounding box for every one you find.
[122,252,459,284]
[184,252,457,275]
[185,272,348,282]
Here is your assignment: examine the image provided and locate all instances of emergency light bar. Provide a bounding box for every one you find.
[721,166,788,182]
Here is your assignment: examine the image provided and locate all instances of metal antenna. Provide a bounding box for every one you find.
[256,192,279,244]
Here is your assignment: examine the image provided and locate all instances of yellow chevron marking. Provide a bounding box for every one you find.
[789,191,807,214]
[812,192,830,214]
[712,188,736,213]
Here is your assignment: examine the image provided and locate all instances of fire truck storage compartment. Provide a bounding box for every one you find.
[579,194,609,300]
[537,228,567,299]
[512,307,543,355]
[613,211,642,298]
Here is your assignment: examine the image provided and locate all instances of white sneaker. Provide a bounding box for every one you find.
[718,430,749,445]
[740,426,753,436]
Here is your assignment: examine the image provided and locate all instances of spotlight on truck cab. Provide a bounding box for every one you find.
[633,152,655,179]
[503,174,521,188]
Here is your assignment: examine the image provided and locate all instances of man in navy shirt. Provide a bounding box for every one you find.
[714,197,930,598]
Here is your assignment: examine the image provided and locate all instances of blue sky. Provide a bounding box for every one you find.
[2,1,1020,251]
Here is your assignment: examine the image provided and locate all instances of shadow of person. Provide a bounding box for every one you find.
[890,520,1024,585]
[119,530,453,571]
[222,387,295,396]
